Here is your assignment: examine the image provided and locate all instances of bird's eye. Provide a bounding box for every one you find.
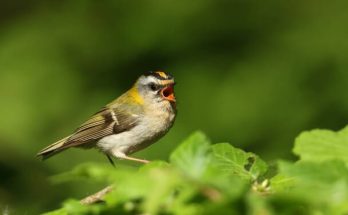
[149,83,159,91]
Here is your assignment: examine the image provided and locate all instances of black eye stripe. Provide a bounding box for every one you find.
[149,83,160,91]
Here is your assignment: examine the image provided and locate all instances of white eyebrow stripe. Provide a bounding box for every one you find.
[144,76,159,84]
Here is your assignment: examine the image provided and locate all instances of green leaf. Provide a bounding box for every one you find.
[275,160,348,214]
[211,143,268,181]
[170,131,212,178]
[42,208,67,215]
[138,160,170,172]
[169,132,249,205]
[279,160,348,183]
[270,173,295,192]
[50,162,135,184]
[294,126,348,165]
[141,168,182,214]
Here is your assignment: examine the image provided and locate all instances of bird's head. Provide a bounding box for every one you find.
[129,71,176,106]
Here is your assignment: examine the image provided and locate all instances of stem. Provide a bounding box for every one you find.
[80,185,114,205]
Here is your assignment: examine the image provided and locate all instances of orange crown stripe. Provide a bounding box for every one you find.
[156,71,167,79]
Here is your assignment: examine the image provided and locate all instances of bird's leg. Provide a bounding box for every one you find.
[106,154,115,167]
[122,156,150,164]
[112,151,150,164]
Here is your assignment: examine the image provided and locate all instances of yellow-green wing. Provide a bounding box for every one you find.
[65,107,139,147]
[37,106,139,159]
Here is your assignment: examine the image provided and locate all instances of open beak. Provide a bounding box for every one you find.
[161,84,176,102]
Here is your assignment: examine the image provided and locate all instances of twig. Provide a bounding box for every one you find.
[80,185,114,205]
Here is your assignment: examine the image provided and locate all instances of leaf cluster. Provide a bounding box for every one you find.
[45,127,348,215]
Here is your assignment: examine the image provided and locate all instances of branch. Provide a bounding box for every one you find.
[80,185,114,205]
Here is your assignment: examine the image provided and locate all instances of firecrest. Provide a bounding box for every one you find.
[37,71,177,165]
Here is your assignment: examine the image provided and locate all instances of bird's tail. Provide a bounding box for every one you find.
[37,136,70,160]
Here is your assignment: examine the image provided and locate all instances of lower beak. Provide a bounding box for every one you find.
[161,85,176,102]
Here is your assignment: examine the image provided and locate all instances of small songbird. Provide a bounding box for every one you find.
[37,71,177,165]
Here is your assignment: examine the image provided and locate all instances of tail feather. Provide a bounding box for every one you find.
[37,136,71,160]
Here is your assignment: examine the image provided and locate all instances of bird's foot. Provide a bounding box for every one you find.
[122,156,150,164]
[112,151,150,164]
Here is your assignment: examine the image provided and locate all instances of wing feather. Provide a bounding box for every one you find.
[37,106,140,159]
[64,108,138,148]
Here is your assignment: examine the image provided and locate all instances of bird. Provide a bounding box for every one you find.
[37,71,177,165]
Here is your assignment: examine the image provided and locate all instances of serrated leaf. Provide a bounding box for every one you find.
[105,162,184,215]
[270,173,295,192]
[211,143,268,181]
[279,160,348,183]
[294,126,348,165]
[276,160,348,214]
[170,131,212,178]
[141,168,182,214]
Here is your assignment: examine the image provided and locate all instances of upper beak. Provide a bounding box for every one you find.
[161,84,176,102]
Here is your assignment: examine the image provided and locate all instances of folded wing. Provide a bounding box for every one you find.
[37,107,139,159]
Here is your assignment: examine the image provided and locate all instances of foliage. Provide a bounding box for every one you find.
[43,127,348,214]
[2,1,348,213]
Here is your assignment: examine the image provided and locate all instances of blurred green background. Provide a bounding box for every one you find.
[1,0,348,214]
